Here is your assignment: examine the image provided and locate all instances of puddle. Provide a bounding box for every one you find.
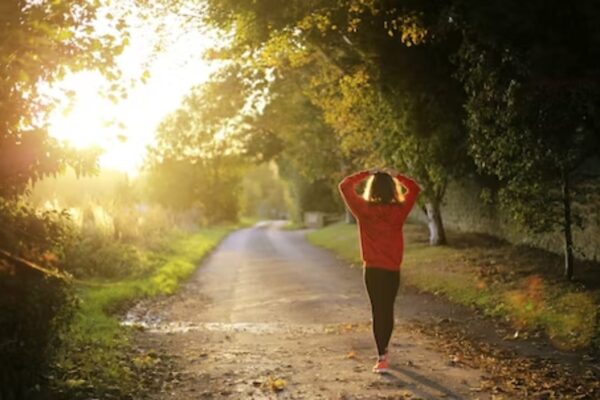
[122,301,370,335]
[122,306,322,334]
[122,318,331,334]
[121,308,367,335]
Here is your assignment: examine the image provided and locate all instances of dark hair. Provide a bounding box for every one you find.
[363,172,401,204]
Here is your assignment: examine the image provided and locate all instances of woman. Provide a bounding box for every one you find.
[338,167,421,373]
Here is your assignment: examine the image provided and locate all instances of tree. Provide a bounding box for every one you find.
[240,162,290,219]
[455,0,600,279]
[0,2,132,394]
[0,0,129,197]
[146,67,248,223]
[202,0,470,244]
[242,70,348,221]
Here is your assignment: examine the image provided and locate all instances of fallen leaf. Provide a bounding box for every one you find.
[266,376,286,392]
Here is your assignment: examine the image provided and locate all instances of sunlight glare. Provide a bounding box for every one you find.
[48,8,220,175]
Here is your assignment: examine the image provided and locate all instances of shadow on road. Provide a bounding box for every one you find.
[389,365,464,399]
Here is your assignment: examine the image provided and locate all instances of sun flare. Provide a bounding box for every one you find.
[47,17,219,175]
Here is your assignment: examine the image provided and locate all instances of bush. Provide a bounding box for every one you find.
[0,261,76,400]
[0,200,76,399]
[61,233,151,280]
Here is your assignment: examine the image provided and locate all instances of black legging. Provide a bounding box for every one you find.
[364,267,400,356]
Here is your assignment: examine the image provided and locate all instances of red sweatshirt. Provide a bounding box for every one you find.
[338,170,421,271]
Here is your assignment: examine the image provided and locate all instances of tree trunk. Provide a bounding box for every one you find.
[561,170,575,280]
[424,200,447,246]
[345,209,356,224]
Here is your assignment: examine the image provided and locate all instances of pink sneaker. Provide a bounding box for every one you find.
[372,353,390,374]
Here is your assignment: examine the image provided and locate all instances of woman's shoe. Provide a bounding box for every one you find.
[372,353,390,373]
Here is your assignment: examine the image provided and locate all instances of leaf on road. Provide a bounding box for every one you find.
[266,376,286,392]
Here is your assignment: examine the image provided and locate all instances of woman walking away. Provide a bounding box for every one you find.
[338,167,421,374]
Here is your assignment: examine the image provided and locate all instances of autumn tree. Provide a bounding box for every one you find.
[202,0,470,244]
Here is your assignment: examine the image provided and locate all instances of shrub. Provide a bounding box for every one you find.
[61,233,150,280]
[0,201,76,398]
[0,267,75,400]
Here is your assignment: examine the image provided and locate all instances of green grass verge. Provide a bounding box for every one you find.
[307,221,600,351]
[53,225,236,398]
[281,220,306,230]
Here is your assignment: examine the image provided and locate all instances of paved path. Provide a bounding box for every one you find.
[129,221,489,399]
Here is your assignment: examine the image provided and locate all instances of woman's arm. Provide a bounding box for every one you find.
[338,170,371,219]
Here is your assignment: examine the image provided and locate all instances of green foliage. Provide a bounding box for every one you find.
[28,168,133,209]
[0,268,75,400]
[455,0,600,277]
[0,199,71,261]
[201,0,473,244]
[458,1,600,195]
[146,68,248,223]
[240,163,291,219]
[240,69,347,220]
[29,170,190,246]
[0,0,129,197]
[249,71,344,181]
[0,200,77,399]
[280,166,342,222]
[0,2,133,390]
[61,233,151,280]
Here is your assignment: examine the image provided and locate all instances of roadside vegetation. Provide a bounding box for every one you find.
[3,0,600,398]
[52,226,236,399]
[308,221,600,352]
[1,165,263,399]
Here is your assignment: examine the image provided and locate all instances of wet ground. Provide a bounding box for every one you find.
[126,221,599,399]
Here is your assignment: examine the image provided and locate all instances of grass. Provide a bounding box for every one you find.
[281,220,306,230]
[307,221,600,351]
[53,225,237,398]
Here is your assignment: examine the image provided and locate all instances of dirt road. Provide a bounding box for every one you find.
[127,221,498,399]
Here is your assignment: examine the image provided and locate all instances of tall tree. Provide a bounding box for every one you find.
[455,0,600,279]
[203,0,470,244]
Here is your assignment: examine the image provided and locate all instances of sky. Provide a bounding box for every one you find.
[47,5,220,174]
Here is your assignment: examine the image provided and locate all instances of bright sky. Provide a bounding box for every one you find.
[48,6,220,174]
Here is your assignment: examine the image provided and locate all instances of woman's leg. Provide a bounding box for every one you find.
[364,267,400,356]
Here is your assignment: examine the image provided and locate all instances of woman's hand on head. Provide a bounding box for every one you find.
[383,167,400,176]
[368,167,382,174]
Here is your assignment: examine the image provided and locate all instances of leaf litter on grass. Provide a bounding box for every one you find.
[408,320,600,399]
